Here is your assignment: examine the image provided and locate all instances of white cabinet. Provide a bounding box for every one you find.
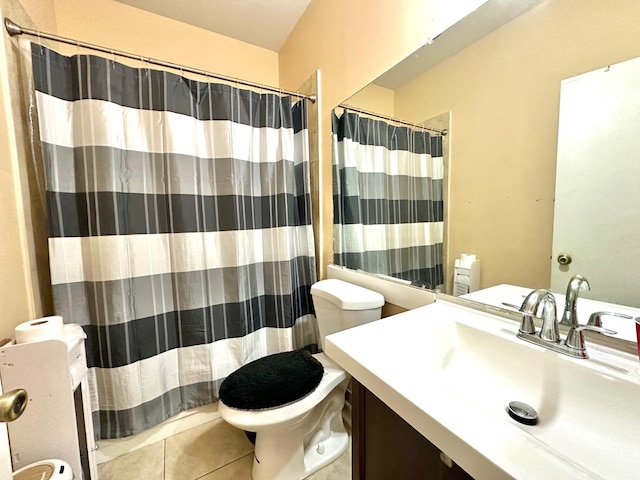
[0,337,97,479]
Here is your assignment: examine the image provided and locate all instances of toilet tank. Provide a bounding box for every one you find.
[310,279,385,350]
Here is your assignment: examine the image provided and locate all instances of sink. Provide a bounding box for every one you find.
[431,314,640,478]
[325,299,640,479]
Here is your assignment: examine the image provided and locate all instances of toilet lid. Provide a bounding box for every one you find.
[219,349,324,410]
[13,459,72,480]
[14,464,55,480]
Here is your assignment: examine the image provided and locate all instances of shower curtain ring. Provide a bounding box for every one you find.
[138,55,147,77]
[36,30,44,53]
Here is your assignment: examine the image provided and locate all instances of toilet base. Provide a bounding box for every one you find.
[251,382,349,480]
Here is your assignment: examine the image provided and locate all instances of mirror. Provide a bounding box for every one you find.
[333,0,640,313]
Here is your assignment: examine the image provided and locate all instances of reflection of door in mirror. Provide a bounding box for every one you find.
[551,56,640,308]
[331,107,446,291]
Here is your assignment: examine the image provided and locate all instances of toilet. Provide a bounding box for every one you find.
[218,279,384,480]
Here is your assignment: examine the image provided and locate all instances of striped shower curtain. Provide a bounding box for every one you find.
[332,110,444,289]
[31,43,318,439]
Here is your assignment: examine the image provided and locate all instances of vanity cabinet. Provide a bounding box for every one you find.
[351,378,473,480]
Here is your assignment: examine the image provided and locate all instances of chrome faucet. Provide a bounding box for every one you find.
[559,274,590,327]
[516,279,616,359]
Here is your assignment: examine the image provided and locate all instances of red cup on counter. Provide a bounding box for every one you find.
[636,318,640,360]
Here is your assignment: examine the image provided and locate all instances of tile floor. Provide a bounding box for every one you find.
[96,414,351,480]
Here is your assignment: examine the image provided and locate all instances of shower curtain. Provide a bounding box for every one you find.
[30,43,318,439]
[332,110,444,289]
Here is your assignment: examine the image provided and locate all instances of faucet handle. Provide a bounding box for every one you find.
[587,311,632,328]
[517,290,541,334]
[565,324,618,357]
[500,301,537,334]
[518,289,558,340]
[575,324,617,336]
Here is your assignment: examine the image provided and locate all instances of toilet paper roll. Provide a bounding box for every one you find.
[62,323,87,348]
[14,316,64,344]
[460,253,477,267]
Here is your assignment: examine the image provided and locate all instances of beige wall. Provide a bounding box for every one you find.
[393,0,640,291]
[279,0,491,278]
[52,0,279,85]
[343,83,395,117]
[0,0,57,341]
[8,0,56,31]
[0,24,32,342]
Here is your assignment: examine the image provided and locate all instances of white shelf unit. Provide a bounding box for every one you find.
[0,337,97,479]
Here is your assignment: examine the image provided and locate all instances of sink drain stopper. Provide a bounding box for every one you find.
[507,401,538,425]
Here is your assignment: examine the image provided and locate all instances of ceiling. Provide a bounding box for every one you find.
[115,0,312,52]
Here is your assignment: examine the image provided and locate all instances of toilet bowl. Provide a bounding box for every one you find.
[218,279,384,480]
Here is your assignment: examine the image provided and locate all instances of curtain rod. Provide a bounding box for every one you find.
[3,17,316,104]
[337,103,447,136]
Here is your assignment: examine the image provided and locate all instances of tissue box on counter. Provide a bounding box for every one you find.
[453,254,481,296]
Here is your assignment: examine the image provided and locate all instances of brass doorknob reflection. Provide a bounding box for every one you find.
[557,253,572,266]
[0,388,28,422]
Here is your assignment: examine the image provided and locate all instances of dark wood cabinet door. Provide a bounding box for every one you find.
[352,378,473,480]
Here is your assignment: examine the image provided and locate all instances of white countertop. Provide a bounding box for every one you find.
[325,298,640,480]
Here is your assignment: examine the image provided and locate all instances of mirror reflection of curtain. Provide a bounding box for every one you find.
[30,43,318,439]
[332,110,444,289]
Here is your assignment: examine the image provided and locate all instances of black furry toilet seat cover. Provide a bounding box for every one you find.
[219,349,325,410]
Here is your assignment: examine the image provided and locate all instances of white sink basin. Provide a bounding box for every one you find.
[325,299,640,479]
